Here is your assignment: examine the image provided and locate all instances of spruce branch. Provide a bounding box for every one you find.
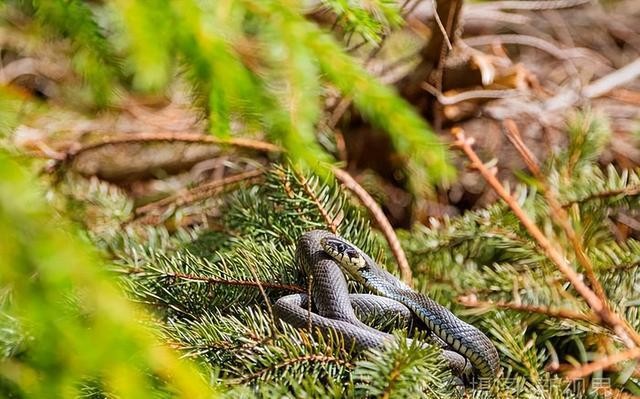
[134,168,266,216]
[163,271,304,293]
[293,167,338,234]
[594,386,640,399]
[458,295,599,323]
[562,180,640,208]
[353,334,452,399]
[452,127,640,349]
[502,120,608,306]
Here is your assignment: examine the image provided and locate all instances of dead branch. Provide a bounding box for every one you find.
[135,168,265,216]
[502,119,541,176]
[458,295,599,323]
[583,57,640,99]
[422,82,521,105]
[332,167,413,286]
[464,34,588,61]
[565,347,640,379]
[471,0,591,11]
[67,132,283,160]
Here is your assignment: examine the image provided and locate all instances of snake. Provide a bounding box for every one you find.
[274,230,500,381]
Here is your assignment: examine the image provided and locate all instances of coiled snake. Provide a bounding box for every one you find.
[274,230,500,381]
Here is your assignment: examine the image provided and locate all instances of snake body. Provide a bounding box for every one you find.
[274,230,500,381]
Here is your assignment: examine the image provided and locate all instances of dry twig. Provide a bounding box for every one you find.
[565,347,640,380]
[67,132,282,160]
[583,57,640,99]
[135,168,265,216]
[422,82,521,105]
[458,295,599,323]
[332,167,413,286]
[502,119,541,176]
[472,0,591,11]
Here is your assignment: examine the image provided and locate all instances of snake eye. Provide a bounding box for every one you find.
[345,248,359,260]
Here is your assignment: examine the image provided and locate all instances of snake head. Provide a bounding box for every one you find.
[320,236,367,274]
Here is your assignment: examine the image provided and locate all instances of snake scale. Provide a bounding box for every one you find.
[274,230,500,381]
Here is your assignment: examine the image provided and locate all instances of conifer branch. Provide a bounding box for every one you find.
[563,185,640,207]
[164,271,304,293]
[134,168,266,216]
[594,386,640,399]
[237,354,353,384]
[452,127,640,349]
[503,120,608,305]
[458,295,599,323]
[293,168,338,234]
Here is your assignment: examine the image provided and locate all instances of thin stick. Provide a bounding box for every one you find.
[431,0,453,51]
[565,347,640,379]
[135,169,265,215]
[422,82,521,105]
[165,271,305,293]
[68,132,283,159]
[502,119,541,176]
[583,57,640,99]
[332,167,413,286]
[464,34,586,61]
[473,0,591,11]
[451,127,640,349]
[457,295,599,323]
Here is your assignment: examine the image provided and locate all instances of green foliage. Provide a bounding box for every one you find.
[53,164,460,397]
[353,334,451,398]
[28,0,120,107]
[322,0,403,44]
[5,0,452,191]
[6,106,637,396]
[163,307,353,385]
[0,152,216,398]
[401,114,640,397]
[43,108,640,397]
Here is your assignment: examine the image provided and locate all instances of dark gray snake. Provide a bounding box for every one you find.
[274,230,500,381]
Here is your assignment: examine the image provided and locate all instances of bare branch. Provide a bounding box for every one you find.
[458,295,599,323]
[422,82,521,105]
[332,167,413,286]
[565,347,640,380]
[583,57,640,99]
[67,132,283,160]
[135,168,265,216]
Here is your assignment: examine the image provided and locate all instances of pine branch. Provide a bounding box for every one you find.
[353,334,452,399]
[452,127,640,350]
